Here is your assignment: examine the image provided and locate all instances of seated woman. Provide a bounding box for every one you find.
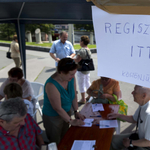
[0,67,34,101]
[42,58,85,145]
[87,77,120,103]
[3,82,34,117]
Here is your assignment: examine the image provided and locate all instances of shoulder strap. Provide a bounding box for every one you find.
[135,107,141,132]
[85,49,90,59]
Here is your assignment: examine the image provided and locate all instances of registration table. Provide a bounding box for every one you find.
[58,103,119,150]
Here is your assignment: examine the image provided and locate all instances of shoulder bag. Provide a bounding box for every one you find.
[77,49,95,71]
[6,45,12,59]
[90,84,109,104]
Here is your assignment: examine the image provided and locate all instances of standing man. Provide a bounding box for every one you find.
[49,31,75,66]
[11,35,21,67]
[108,85,150,150]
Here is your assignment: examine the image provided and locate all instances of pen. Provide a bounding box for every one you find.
[90,115,101,117]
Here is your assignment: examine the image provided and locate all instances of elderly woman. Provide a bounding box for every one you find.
[0,98,44,149]
[87,77,121,103]
[42,58,85,145]
[0,67,34,101]
[75,35,91,104]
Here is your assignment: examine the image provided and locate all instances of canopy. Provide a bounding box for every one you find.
[0,0,94,78]
[87,0,150,15]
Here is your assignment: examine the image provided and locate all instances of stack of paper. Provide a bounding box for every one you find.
[92,104,104,112]
[71,140,96,150]
[99,120,118,129]
[82,118,94,127]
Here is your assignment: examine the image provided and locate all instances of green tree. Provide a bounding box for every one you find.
[25,24,55,34]
[0,23,16,40]
[74,24,93,31]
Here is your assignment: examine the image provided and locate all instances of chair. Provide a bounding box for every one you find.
[31,82,44,119]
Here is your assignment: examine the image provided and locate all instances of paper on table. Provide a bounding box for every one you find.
[71,140,96,150]
[99,120,118,129]
[82,118,94,127]
[92,104,104,112]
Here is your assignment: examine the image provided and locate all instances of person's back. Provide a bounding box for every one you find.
[3,82,34,117]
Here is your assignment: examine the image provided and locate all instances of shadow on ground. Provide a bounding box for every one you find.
[45,68,56,73]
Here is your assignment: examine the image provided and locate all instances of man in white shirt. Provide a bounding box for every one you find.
[108,85,150,150]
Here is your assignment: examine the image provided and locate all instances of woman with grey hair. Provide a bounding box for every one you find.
[0,97,44,149]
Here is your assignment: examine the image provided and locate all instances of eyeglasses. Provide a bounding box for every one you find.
[101,77,110,81]
[0,113,17,118]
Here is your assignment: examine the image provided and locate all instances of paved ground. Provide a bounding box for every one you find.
[0,46,138,142]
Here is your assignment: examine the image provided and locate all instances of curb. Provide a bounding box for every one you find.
[0,42,97,54]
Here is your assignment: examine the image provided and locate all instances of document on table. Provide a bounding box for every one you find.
[82,118,94,127]
[71,140,96,150]
[99,120,118,129]
[92,104,104,112]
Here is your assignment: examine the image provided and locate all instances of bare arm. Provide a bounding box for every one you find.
[46,82,84,126]
[108,113,136,123]
[87,87,98,98]
[132,139,150,147]
[71,77,85,120]
[70,53,76,58]
[24,96,32,101]
[123,138,150,148]
[36,134,45,148]
[74,55,82,63]
[50,53,60,62]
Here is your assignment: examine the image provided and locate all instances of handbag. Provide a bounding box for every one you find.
[90,84,109,104]
[77,49,95,71]
[6,45,12,59]
[109,94,128,122]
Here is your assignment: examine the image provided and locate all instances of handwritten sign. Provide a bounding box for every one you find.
[92,6,150,88]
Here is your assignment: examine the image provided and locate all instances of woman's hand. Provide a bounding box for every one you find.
[70,119,85,126]
[75,112,85,120]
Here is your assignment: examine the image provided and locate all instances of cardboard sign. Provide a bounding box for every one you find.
[92,6,150,88]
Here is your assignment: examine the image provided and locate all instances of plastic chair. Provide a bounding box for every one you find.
[31,82,44,118]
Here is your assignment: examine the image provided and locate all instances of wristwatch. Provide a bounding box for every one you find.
[74,110,79,114]
[130,139,133,147]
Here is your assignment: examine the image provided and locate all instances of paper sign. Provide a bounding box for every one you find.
[92,6,150,88]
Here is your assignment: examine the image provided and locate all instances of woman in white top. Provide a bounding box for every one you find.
[3,82,34,117]
[75,35,91,104]
[0,67,34,101]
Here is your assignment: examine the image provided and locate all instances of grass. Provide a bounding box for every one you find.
[0,40,96,50]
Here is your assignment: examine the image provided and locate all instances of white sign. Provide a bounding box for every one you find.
[92,6,150,88]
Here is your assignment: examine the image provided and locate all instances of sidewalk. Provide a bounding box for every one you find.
[0,46,138,141]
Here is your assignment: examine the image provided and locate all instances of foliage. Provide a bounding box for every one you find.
[0,40,96,50]
[0,23,16,40]
[25,24,55,34]
[74,24,94,31]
